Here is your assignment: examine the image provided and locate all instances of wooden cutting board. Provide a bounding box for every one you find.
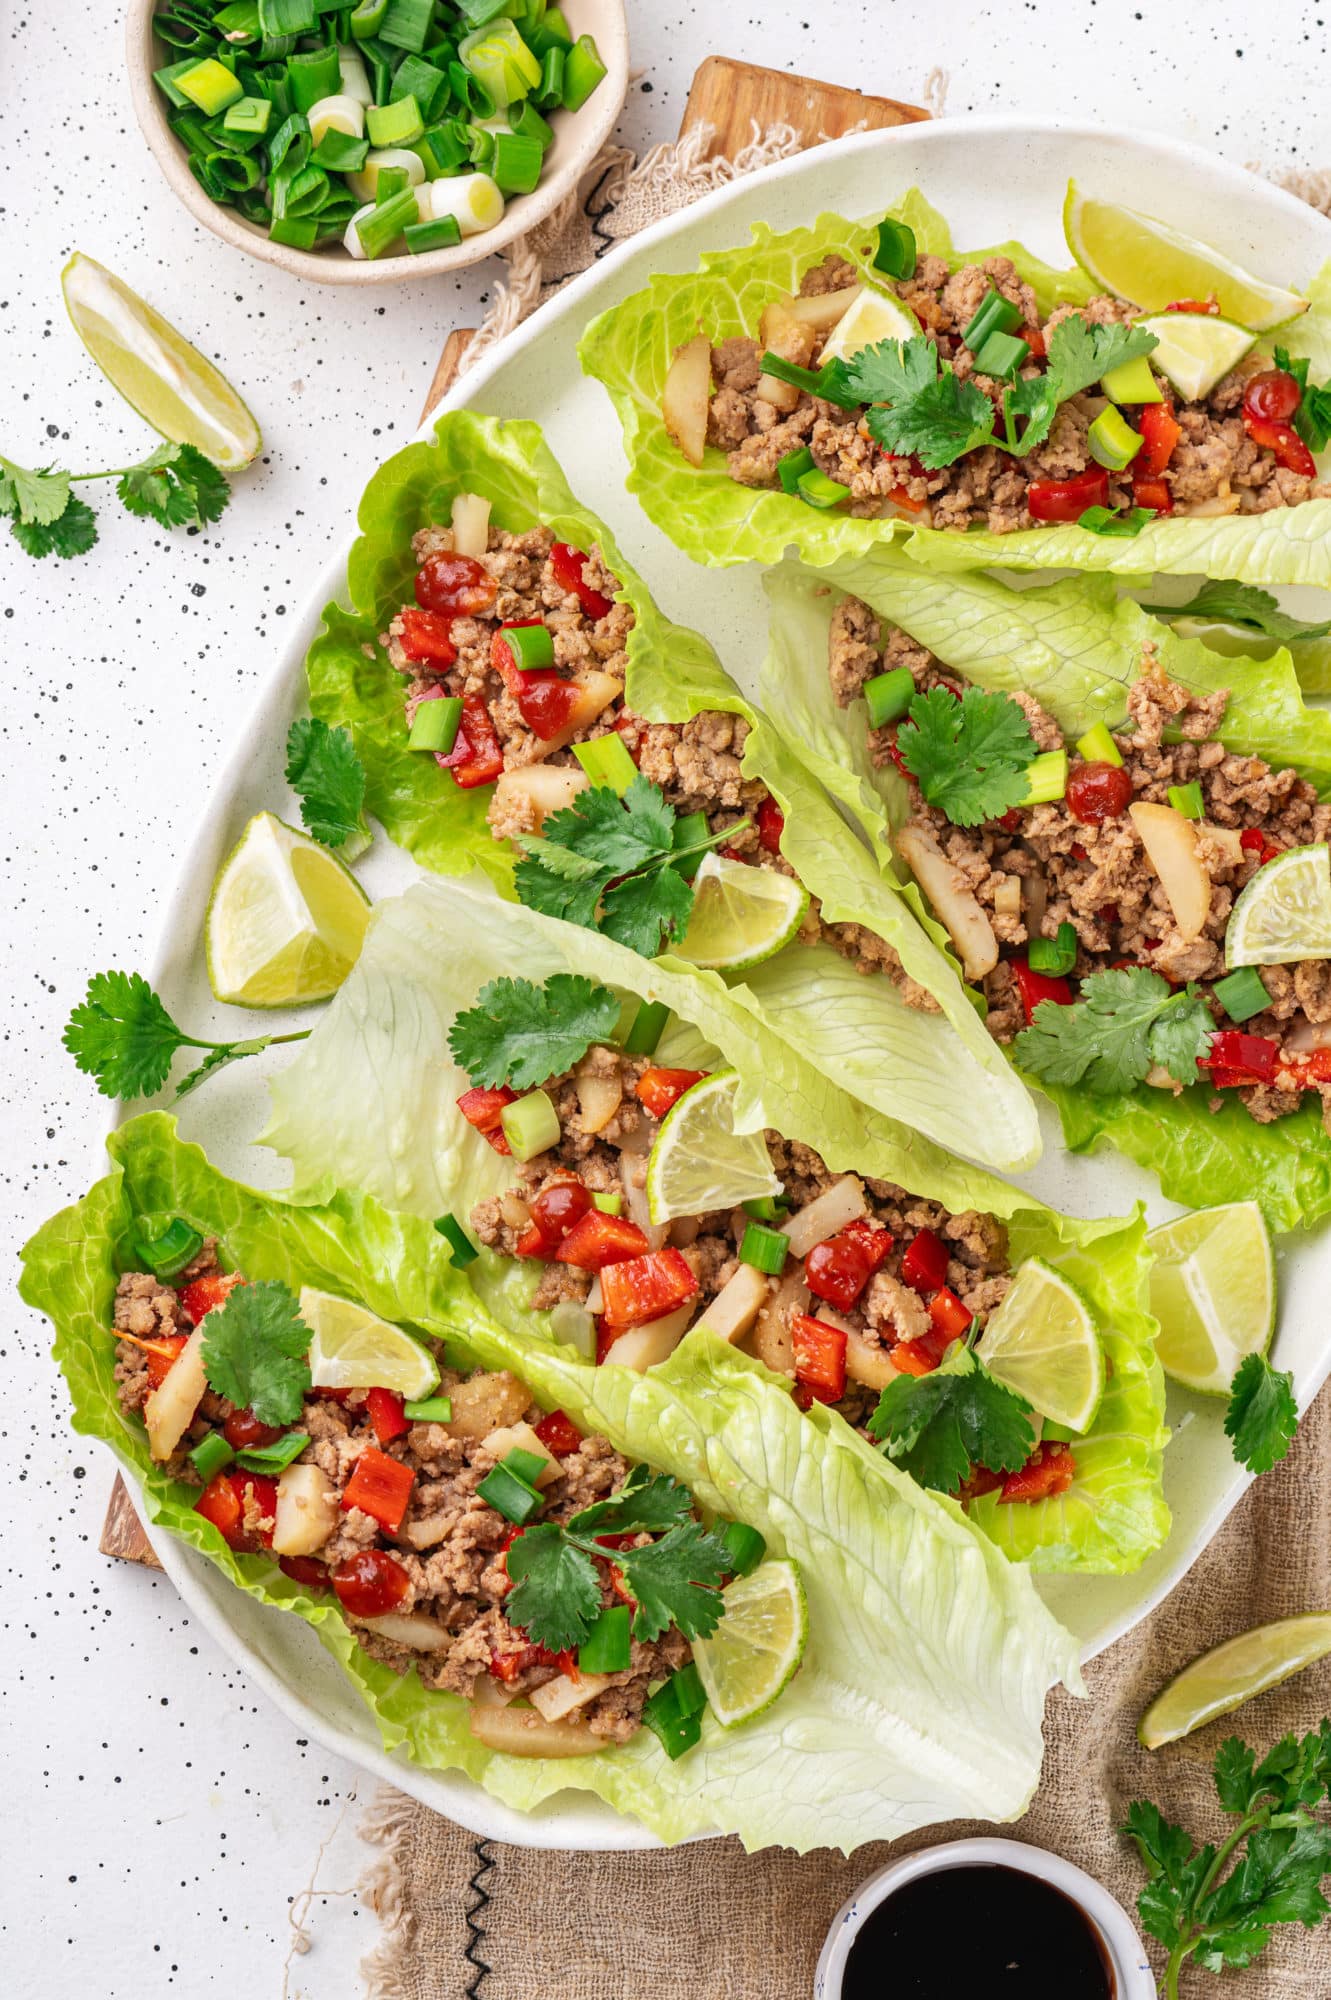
[100,53,929,1573]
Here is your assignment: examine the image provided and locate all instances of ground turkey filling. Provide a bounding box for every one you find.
[113,1245,687,1743]
[828,593,1331,1130]
[708,251,1328,531]
[386,520,940,1008]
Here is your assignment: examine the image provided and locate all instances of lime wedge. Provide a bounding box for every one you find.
[1225,844,1331,968]
[1135,312,1257,402]
[817,283,921,365]
[1147,1202,1275,1396]
[691,1559,807,1729]
[61,253,262,469]
[644,1069,781,1224]
[674,853,809,973]
[301,1286,441,1398]
[976,1257,1105,1433]
[205,812,370,1008]
[1063,183,1309,331]
[1139,1614,1331,1749]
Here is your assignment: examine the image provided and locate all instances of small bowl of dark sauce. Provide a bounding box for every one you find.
[814,1837,1155,1999]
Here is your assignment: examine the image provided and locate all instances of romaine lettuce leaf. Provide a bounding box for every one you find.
[19,1112,1083,1853]
[579,191,1331,587]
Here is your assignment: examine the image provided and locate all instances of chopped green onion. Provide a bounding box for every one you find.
[499,1088,560,1161]
[743,1194,786,1223]
[739,1222,788,1276]
[415,122,471,174]
[1101,353,1163,406]
[578,1603,632,1674]
[776,445,815,496]
[573,733,638,796]
[534,45,565,106]
[404,215,463,253]
[527,4,573,53]
[449,58,495,117]
[374,164,410,200]
[379,0,435,51]
[498,621,554,671]
[312,127,369,172]
[622,1000,670,1056]
[797,468,851,510]
[235,1430,310,1474]
[970,329,1028,381]
[1075,721,1123,768]
[460,19,541,105]
[350,0,389,35]
[720,1520,766,1577]
[155,57,209,107]
[409,695,462,752]
[561,32,605,111]
[466,126,496,169]
[267,109,311,174]
[134,1215,204,1278]
[1212,966,1270,1024]
[353,182,418,256]
[1168,781,1205,820]
[366,93,424,145]
[210,149,265,192]
[269,214,320,249]
[863,665,914,729]
[476,1460,544,1525]
[258,0,315,31]
[403,1394,454,1422]
[673,1661,707,1717]
[492,130,544,194]
[641,1671,705,1760]
[1087,405,1143,472]
[499,1445,549,1487]
[962,287,1022,352]
[391,53,451,121]
[760,351,824,399]
[1022,749,1068,806]
[177,58,246,115]
[592,1191,624,1216]
[872,217,916,280]
[433,1211,479,1266]
[189,1432,236,1482]
[1027,922,1077,976]
[286,44,341,113]
[223,93,273,134]
[509,99,554,148]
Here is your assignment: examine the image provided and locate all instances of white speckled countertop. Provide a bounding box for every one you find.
[6,5,1331,1992]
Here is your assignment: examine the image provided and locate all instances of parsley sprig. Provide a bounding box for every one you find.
[285,718,372,858]
[1124,1723,1331,1997]
[1015,967,1215,1096]
[1141,578,1331,646]
[448,974,622,1090]
[199,1279,312,1426]
[64,971,310,1102]
[1,443,230,559]
[514,776,743,957]
[867,1347,1037,1494]
[1225,1353,1298,1475]
[504,1464,732,1651]
[896,685,1037,826]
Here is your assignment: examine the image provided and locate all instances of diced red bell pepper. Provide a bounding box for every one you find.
[1020,324,1046,359]
[366,1386,411,1446]
[929,1285,974,1343]
[1290,1049,1331,1087]
[595,1314,616,1364]
[516,1177,594,1258]
[900,1227,950,1295]
[1012,957,1075,1027]
[635,1067,707,1118]
[554,1209,651,1271]
[397,606,458,667]
[238,1471,278,1541]
[1164,297,1218,314]
[456,1084,517,1156]
[142,1331,189,1389]
[489,1642,578,1684]
[1027,465,1108,523]
[882,454,928,511]
[180,1270,244,1326]
[999,1441,1076,1504]
[1239,827,1283,867]
[331,1548,412,1617]
[958,1464,1005,1501]
[439,692,504,789]
[791,1313,847,1404]
[1131,476,1173,516]
[550,542,613,619]
[888,1340,939,1378]
[1242,412,1317,478]
[756,796,785,855]
[1137,402,1181,477]
[1204,1032,1279,1085]
[278,1555,331,1590]
[599,1248,699,1328]
[534,1408,583,1458]
[415,551,497,615]
[342,1445,416,1534]
[222,1406,284,1451]
[195,1471,246,1547]
[805,1219,894,1311]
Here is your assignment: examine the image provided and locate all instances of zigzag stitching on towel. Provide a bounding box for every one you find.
[464,1838,496,1997]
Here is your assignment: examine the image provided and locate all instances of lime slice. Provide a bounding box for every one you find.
[300,1286,441,1398]
[645,1069,781,1224]
[61,253,262,469]
[674,853,809,973]
[691,1559,807,1729]
[817,283,921,365]
[1147,1202,1275,1395]
[1063,183,1309,331]
[1225,844,1331,969]
[1134,312,1256,402]
[205,812,370,1008]
[1139,1614,1331,1749]
[976,1257,1105,1433]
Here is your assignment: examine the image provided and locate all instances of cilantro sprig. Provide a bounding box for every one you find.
[199,1279,312,1426]
[285,718,372,858]
[1014,967,1214,1096]
[896,685,1037,826]
[504,1464,731,1651]
[867,1347,1037,1494]
[1225,1353,1298,1475]
[448,973,622,1090]
[1124,1723,1331,1996]
[64,971,310,1102]
[1274,345,1331,454]
[1141,578,1331,646]
[514,776,743,958]
[1,443,230,559]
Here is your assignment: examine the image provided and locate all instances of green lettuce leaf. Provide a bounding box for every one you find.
[19,1112,1083,1852]
[579,192,1331,587]
[263,875,1168,1574]
[307,408,1038,1173]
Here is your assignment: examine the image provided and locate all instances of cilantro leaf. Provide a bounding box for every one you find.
[826,334,938,410]
[1225,1352,1298,1474]
[865,369,997,469]
[284,717,371,855]
[512,846,610,930]
[570,1464,696,1537]
[1141,578,1331,645]
[866,1347,1036,1494]
[0,455,71,524]
[600,862,695,956]
[1276,345,1331,453]
[447,973,622,1090]
[63,971,186,1100]
[504,1523,603,1651]
[540,775,677,876]
[896,685,1036,826]
[1015,967,1211,1095]
[10,495,99,558]
[199,1279,312,1426]
[611,1521,731,1643]
[117,443,231,529]
[1078,505,1156,538]
[1045,316,1157,403]
[1147,988,1216,1087]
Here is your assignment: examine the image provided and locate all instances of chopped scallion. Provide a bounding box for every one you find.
[177,57,246,114]
[379,0,435,52]
[863,665,914,729]
[1075,721,1123,768]
[268,213,320,249]
[476,1460,544,1525]
[134,1215,205,1278]
[961,286,1022,352]
[258,0,315,32]
[776,445,815,495]
[285,44,340,113]
[578,1604,632,1674]
[509,99,553,148]
[409,694,462,752]
[641,1672,705,1760]
[366,92,424,145]
[535,45,565,106]
[872,217,916,280]
[560,32,605,111]
[499,1088,561,1161]
[970,329,1028,381]
[1022,749,1068,805]
[403,1394,454,1422]
[1168,781,1205,820]
[492,130,544,194]
[797,467,851,510]
[404,215,463,254]
[743,1194,786,1223]
[573,733,639,796]
[497,621,554,671]
[592,1191,623,1216]
[1087,405,1143,472]
[1212,966,1270,1024]
[349,0,389,36]
[352,182,418,256]
[188,1431,236,1481]
[1027,922,1077,976]
[391,53,451,121]
[739,1221,788,1276]
[235,1430,310,1474]
[311,127,369,172]
[433,1211,479,1266]
[622,1000,670,1056]
[459,19,541,105]
[222,93,272,134]
[720,1520,766,1577]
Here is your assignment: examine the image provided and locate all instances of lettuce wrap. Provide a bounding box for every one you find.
[20,1113,1085,1853]
[760,556,1331,1232]
[305,408,1039,1173]
[263,876,1169,1576]
[579,189,1331,586]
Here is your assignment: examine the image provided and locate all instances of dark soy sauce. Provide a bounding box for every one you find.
[840,1863,1114,1997]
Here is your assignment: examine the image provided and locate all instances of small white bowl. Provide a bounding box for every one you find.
[814,1837,1155,1999]
[125,0,629,285]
